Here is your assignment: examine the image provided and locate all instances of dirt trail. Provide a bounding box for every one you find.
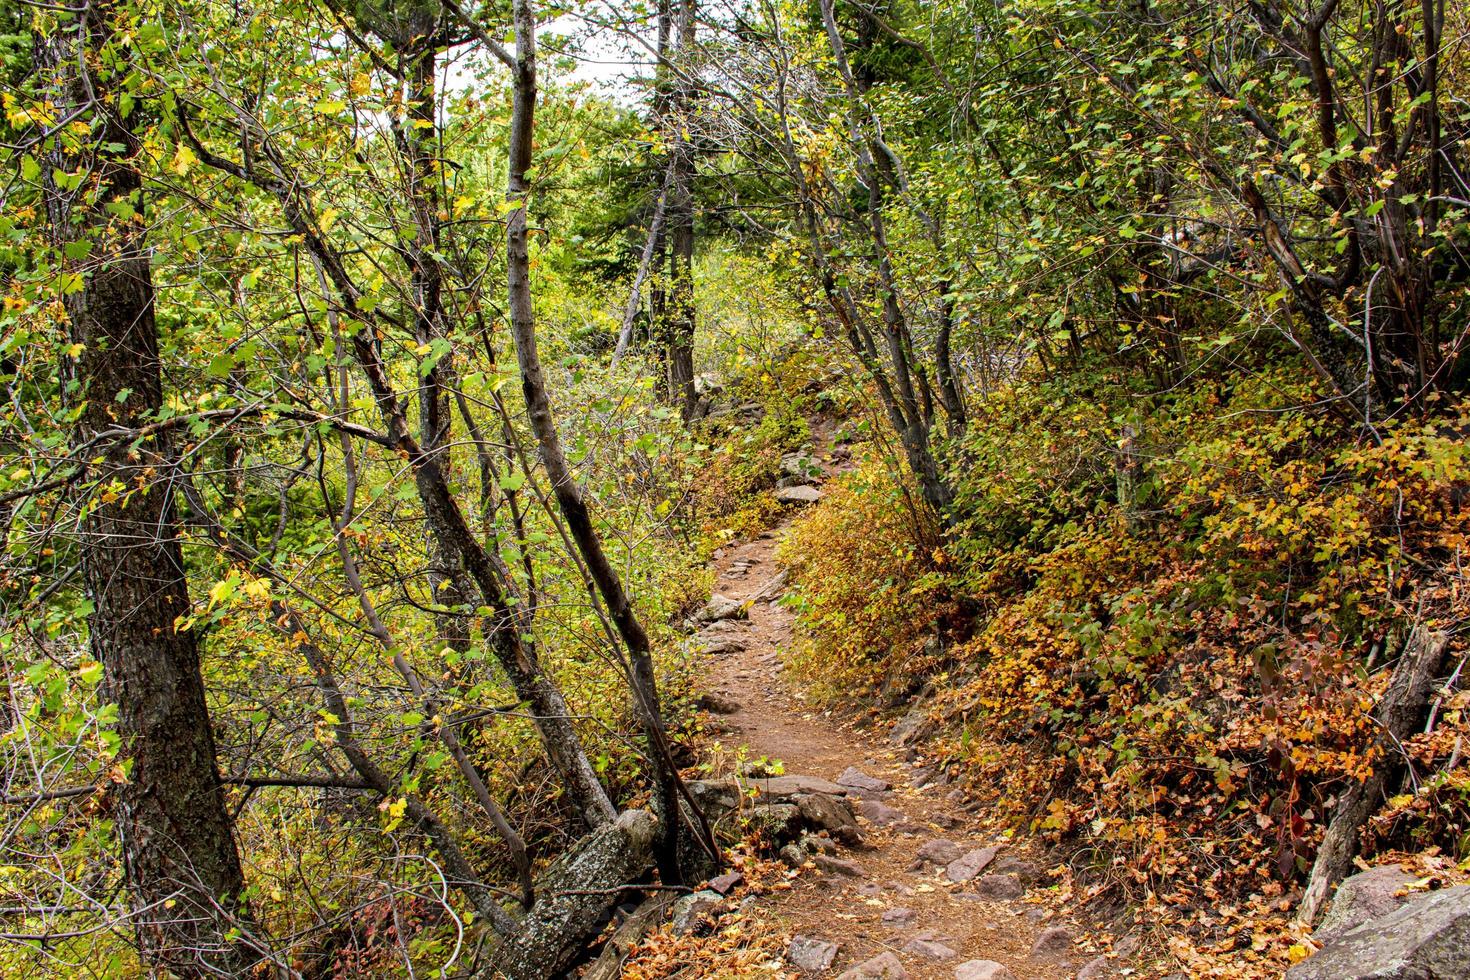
[695,444,1103,980]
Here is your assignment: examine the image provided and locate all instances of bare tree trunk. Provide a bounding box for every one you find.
[39,7,255,971]
[613,169,671,365]
[503,0,714,884]
[1298,626,1451,924]
[816,0,953,519]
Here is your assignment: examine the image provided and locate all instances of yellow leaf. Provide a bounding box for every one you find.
[170,144,198,176]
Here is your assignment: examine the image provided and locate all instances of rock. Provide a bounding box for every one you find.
[776,484,823,505]
[794,792,864,846]
[881,907,915,928]
[779,843,808,867]
[1316,865,1418,941]
[904,938,958,961]
[837,951,909,979]
[695,692,742,714]
[684,779,745,825]
[781,452,822,479]
[946,846,1000,883]
[1077,956,1111,979]
[707,871,743,895]
[689,624,746,655]
[1030,926,1075,958]
[748,803,803,842]
[966,873,1024,901]
[697,594,749,622]
[1287,885,1470,979]
[837,767,890,792]
[989,854,1042,882]
[788,936,840,972]
[489,809,657,979]
[932,813,960,830]
[890,692,934,746]
[917,839,966,865]
[670,889,724,935]
[884,879,915,896]
[802,832,839,855]
[747,774,850,799]
[858,799,904,826]
[911,766,948,790]
[954,961,1016,980]
[813,854,864,877]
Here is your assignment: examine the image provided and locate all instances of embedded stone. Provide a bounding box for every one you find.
[788,936,840,972]
[946,846,999,883]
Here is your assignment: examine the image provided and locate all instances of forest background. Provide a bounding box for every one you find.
[0,0,1468,976]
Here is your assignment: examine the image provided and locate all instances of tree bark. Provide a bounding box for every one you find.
[38,6,254,971]
[1298,626,1451,925]
[503,0,714,885]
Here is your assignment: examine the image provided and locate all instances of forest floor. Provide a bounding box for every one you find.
[688,434,1139,980]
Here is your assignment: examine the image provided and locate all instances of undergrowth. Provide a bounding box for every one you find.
[781,360,1470,974]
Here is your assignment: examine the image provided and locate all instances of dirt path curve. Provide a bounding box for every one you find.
[694,439,1102,980]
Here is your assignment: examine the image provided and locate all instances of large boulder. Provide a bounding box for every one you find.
[1287,885,1470,980]
[1316,865,1418,941]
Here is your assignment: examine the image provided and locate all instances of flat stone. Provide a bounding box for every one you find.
[966,873,1024,901]
[954,961,1016,980]
[779,843,807,867]
[813,854,864,877]
[1077,955,1111,979]
[917,839,966,865]
[697,593,748,622]
[1288,885,1470,980]
[837,767,890,792]
[747,774,850,799]
[776,484,823,505]
[1317,865,1418,941]
[1030,926,1075,958]
[857,799,904,826]
[690,628,746,655]
[802,832,838,855]
[707,871,743,895]
[881,907,915,928]
[905,938,958,961]
[946,846,1000,883]
[788,935,840,972]
[837,951,909,979]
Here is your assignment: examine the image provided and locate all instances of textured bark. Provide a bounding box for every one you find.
[39,7,253,971]
[486,809,658,980]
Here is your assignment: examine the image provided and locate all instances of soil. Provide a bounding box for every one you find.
[692,440,1121,980]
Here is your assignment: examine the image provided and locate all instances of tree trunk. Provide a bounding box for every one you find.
[1298,626,1451,925]
[503,0,714,884]
[39,6,254,971]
